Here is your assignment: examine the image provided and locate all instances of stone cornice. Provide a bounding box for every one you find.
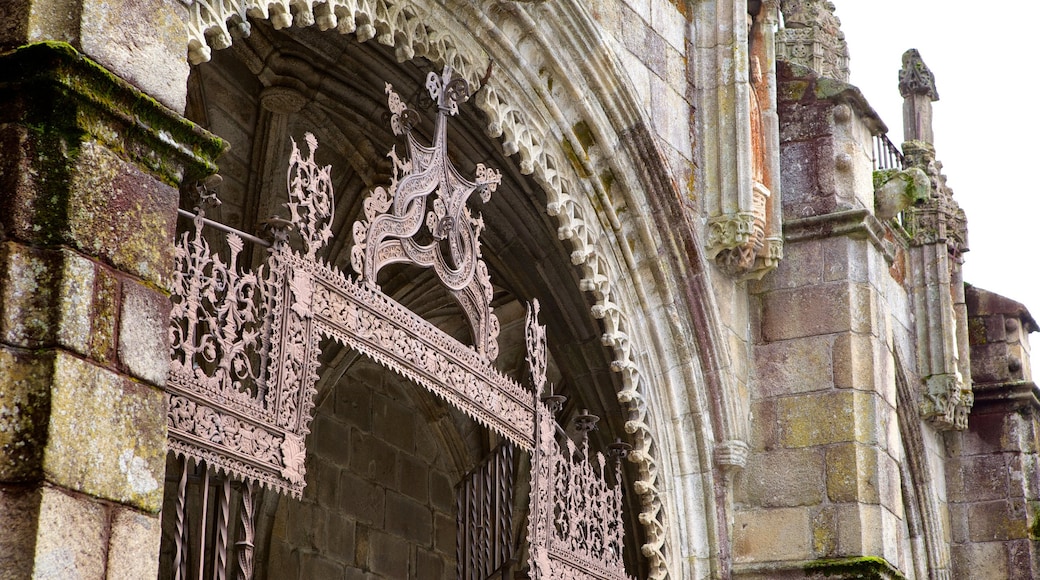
[972,381,1040,413]
[0,42,225,185]
[782,208,896,263]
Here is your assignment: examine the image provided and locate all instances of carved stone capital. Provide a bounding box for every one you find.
[919,373,973,430]
[714,439,750,472]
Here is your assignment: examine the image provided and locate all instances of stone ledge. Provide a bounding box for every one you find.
[784,209,896,265]
[0,41,224,185]
[734,556,907,579]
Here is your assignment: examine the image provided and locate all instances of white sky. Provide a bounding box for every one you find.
[832,1,1040,370]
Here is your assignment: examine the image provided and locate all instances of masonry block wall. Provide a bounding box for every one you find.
[0,42,222,578]
[264,358,461,579]
[944,287,1040,578]
[735,61,917,578]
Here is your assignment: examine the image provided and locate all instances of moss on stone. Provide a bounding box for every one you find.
[804,556,907,579]
[0,41,226,187]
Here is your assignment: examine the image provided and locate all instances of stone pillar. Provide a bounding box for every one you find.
[902,141,972,430]
[898,49,939,145]
[0,42,223,577]
[945,286,1040,578]
[736,61,913,578]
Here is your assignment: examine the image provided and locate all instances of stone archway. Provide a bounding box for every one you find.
[170,1,740,577]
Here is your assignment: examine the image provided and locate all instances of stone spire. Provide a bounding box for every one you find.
[776,0,850,81]
[899,49,939,143]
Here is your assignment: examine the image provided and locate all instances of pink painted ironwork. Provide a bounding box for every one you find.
[525,303,633,580]
[351,69,502,360]
[167,69,633,579]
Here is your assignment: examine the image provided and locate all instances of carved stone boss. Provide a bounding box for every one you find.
[169,68,632,579]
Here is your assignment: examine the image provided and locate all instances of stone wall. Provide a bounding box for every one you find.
[264,358,464,579]
[736,60,917,578]
[944,287,1040,578]
[0,42,222,579]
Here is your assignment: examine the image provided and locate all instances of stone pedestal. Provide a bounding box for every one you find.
[0,42,223,577]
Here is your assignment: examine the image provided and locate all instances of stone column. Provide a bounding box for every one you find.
[0,42,223,578]
[902,142,972,431]
[898,49,939,144]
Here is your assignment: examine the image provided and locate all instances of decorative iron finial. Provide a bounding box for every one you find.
[351,68,503,359]
[526,299,548,394]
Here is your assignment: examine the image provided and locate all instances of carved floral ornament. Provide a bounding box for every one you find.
[169,69,633,577]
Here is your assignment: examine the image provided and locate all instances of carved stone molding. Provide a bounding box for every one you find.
[776,0,850,82]
[898,49,939,100]
[700,1,783,280]
[901,141,973,430]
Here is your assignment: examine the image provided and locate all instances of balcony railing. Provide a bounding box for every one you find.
[873,133,906,170]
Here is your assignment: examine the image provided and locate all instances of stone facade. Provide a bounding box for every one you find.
[0,2,1036,580]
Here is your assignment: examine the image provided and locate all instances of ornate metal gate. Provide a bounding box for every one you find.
[165,67,632,579]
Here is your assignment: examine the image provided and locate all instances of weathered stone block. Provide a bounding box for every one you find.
[373,394,416,453]
[385,490,432,545]
[434,511,455,556]
[0,485,40,580]
[946,455,1009,504]
[118,278,170,387]
[106,505,161,580]
[0,242,60,348]
[733,507,811,562]
[78,0,191,111]
[951,541,1008,580]
[759,282,873,342]
[0,346,52,481]
[366,529,409,578]
[835,503,883,557]
[751,239,823,291]
[749,399,779,451]
[1,242,122,363]
[430,471,454,513]
[32,485,107,578]
[416,547,446,579]
[967,499,1029,542]
[776,391,856,448]
[300,551,342,578]
[832,332,876,391]
[326,511,356,564]
[825,443,879,504]
[350,428,397,485]
[285,500,323,552]
[753,336,833,398]
[337,471,385,527]
[810,505,837,558]
[737,448,824,507]
[313,414,351,468]
[397,452,429,503]
[44,352,166,512]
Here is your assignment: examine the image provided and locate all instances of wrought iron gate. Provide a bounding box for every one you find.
[165,67,632,579]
